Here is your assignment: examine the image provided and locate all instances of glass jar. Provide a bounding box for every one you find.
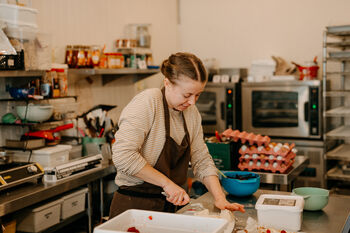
[65,45,73,67]
[107,53,124,68]
[91,45,101,67]
[77,46,86,68]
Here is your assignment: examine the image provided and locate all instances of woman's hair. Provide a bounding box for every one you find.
[161,52,207,84]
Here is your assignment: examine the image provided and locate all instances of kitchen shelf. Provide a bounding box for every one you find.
[326,125,350,139]
[0,70,45,77]
[323,26,350,186]
[325,106,350,117]
[327,144,350,161]
[0,96,78,102]
[326,41,350,48]
[68,68,160,85]
[327,166,350,182]
[0,119,71,128]
[325,91,350,97]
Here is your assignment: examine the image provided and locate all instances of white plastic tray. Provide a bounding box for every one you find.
[94,209,228,233]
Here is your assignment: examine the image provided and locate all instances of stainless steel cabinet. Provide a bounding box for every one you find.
[322,25,350,189]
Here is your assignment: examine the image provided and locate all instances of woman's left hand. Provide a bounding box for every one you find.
[214,198,245,213]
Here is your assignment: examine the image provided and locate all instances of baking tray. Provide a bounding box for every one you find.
[329,51,350,58]
[327,25,350,33]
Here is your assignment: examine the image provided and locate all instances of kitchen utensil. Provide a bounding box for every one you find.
[217,169,227,178]
[292,187,329,211]
[221,171,260,196]
[24,123,74,141]
[16,104,53,122]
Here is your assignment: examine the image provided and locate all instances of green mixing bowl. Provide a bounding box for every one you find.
[292,187,329,211]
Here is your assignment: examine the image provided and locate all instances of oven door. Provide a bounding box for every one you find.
[242,85,310,138]
[196,84,236,134]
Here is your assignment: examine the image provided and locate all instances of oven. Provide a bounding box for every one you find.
[242,80,322,139]
[196,82,241,134]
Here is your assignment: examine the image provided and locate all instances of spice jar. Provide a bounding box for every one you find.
[91,45,101,67]
[71,45,79,68]
[107,53,124,68]
[65,45,73,67]
[77,46,86,68]
[56,69,68,97]
[99,53,108,69]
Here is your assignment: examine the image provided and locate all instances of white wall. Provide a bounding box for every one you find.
[178,0,350,69]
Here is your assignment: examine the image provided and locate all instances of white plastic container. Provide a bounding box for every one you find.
[60,187,87,219]
[0,3,38,25]
[3,20,38,40]
[17,199,62,233]
[94,209,228,233]
[255,194,304,232]
[12,144,72,168]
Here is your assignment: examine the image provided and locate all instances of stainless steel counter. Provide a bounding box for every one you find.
[178,189,350,233]
[255,155,309,186]
[0,163,116,217]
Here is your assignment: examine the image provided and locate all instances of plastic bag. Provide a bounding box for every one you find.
[0,28,17,55]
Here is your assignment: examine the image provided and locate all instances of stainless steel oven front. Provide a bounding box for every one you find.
[242,80,321,139]
[196,82,241,135]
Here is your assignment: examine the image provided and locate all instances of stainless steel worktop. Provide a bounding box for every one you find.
[178,189,350,233]
[255,155,309,185]
[0,163,116,217]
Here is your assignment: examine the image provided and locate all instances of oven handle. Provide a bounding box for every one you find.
[220,102,225,120]
[304,102,309,122]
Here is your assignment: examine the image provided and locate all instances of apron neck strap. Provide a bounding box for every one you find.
[161,87,170,137]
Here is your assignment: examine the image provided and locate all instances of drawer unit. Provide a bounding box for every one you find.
[17,199,62,232]
[60,187,88,219]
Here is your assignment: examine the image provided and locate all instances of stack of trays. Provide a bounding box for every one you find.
[238,142,297,173]
[221,129,297,173]
[222,129,270,146]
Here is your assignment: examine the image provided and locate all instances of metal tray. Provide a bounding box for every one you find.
[327,25,350,33]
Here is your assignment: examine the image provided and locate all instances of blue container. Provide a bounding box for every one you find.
[221,171,260,197]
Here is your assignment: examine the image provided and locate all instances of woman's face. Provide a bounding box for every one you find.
[164,75,206,111]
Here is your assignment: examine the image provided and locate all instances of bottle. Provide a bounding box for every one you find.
[51,69,60,98]
[57,69,68,97]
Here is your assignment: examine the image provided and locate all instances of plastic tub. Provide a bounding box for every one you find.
[12,144,72,168]
[255,194,304,232]
[94,209,228,233]
[292,187,329,211]
[221,171,260,196]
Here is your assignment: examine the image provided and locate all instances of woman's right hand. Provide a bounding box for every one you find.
[163,182,190,206]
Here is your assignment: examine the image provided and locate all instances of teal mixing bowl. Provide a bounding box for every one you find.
[221,171,260,197]
[292,187,329,211]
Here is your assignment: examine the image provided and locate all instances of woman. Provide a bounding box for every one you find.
[109,52,245,218]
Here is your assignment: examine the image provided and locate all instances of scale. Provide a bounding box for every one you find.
[0,162,44,192]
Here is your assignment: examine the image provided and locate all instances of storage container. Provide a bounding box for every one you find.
[60,188,87,219]
[0,3,38,25]
[16,199,62,233]
[4,20,38,40]
[94,209,228,233]
[12,144,71,168]
[206,142,232,170]
[255,194,304,232]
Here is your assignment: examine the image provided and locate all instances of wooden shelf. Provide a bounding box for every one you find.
[325,91,350,97]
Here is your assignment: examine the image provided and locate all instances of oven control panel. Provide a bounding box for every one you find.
[309,87,319,136]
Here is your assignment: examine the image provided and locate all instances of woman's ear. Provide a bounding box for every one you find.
[164,78,170,88]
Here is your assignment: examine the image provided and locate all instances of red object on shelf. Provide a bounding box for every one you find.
[24,123,74,141]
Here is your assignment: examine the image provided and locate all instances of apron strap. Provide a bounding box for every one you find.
[161,87,171,137]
